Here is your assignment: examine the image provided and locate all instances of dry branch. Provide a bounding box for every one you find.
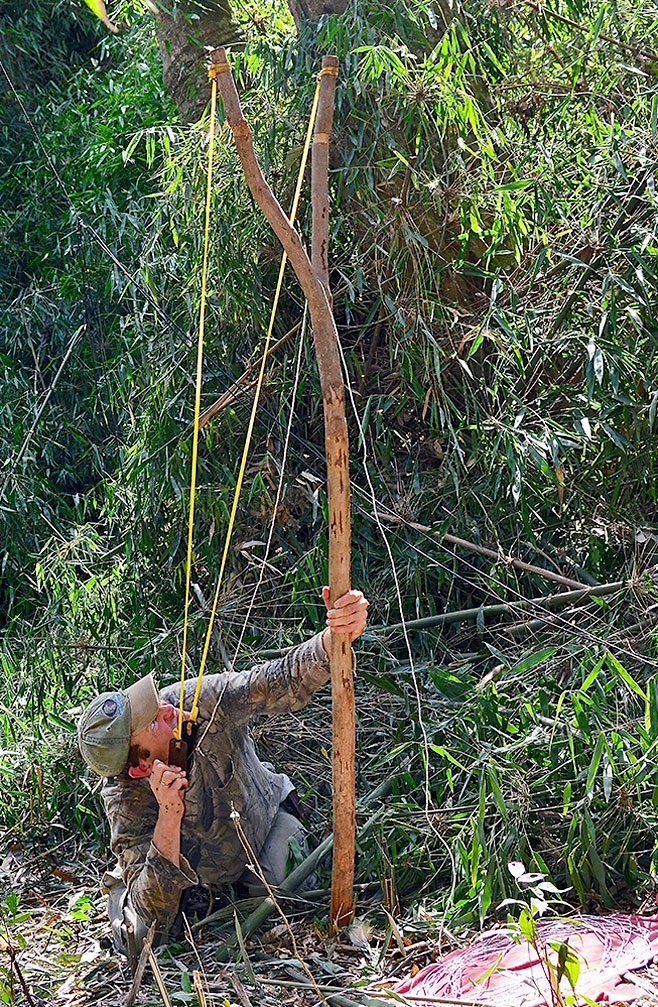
[379,514,590,591]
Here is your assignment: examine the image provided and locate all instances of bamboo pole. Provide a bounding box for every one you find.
[255,580,628,658]
[207,775,395,959]
[379,514,589,591]
[312,58,338,297]
[380,580,626,634]
[211,48,355,930]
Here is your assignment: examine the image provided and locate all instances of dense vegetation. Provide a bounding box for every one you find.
[2,0,658,942]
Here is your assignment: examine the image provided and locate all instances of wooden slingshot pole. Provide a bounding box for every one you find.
[211,48,355,930]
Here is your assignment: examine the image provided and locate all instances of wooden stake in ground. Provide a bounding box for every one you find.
[312,54,355,933]
[211,48,355,929]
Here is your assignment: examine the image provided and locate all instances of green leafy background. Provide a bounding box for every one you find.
[2,0,658,934]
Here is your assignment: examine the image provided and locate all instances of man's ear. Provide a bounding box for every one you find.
[128,762,151,779]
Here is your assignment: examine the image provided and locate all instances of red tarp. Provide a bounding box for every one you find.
[393,914,658,1006]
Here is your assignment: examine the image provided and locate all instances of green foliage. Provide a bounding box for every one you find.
[1,0,658,936]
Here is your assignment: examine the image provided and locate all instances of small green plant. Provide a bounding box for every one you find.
[499,862,582,1007]
[0,893,32,1005]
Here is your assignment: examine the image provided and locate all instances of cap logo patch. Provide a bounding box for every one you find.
[102,698,119,717]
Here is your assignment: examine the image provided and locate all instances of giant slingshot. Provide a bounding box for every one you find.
[210,50,355,929]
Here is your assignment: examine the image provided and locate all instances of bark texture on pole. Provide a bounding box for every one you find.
[312,56,355,931]
[211,48,355,929]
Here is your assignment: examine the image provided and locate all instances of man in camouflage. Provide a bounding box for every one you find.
[77,586,368,955]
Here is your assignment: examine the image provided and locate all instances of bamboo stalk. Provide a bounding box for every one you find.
[255,581,628,659]
[207,775,395,958]
[380,580,626,635]
[211,47,354,929]
[312,58,337,297]
[379,514,589,591]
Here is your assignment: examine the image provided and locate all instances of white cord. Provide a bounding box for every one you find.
[334,333,434,818]
[232,304,308,664]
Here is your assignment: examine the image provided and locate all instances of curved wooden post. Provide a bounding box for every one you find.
[211,48,355,929]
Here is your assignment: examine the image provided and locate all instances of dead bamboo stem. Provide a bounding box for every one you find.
[198,323,301,429]
[380,514,590,591]
[211,48,355,930]
[125,921,157,1006]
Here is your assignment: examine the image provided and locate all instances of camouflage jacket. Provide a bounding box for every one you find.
[101,633,330,929]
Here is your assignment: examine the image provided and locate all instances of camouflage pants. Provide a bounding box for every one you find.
[104,808,308,957]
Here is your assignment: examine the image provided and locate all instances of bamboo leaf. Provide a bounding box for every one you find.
[586,734,605,796]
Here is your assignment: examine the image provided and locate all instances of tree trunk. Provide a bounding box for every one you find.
[287,0,451,35]
[151,1,242,122]
[286,0,349,30]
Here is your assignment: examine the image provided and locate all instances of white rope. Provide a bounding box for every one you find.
[232,304,308,665]
[334,335,435,811]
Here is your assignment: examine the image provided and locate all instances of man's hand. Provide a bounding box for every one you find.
[321,588,369,655]
[149,759,187,820]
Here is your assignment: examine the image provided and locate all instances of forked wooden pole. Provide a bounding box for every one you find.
[211,48,355,929]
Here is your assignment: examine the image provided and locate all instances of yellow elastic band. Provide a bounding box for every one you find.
[318,66,338,78]
[209,63,230,79]
[177,76,219,740]
[187,75,324,724]
[315,132,330,144]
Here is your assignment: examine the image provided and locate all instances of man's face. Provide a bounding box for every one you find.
[130,701,180,771]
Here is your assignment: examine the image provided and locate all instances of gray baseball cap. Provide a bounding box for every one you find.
[77,673,161,777]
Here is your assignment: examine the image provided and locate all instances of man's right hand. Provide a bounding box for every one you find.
[149,759,187,819]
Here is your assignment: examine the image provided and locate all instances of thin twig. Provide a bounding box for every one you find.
[125,921,157,1006]
[379,514,590,591]
[0,324,86,503]
[3,946,37,1007]
[231,809,328,1005]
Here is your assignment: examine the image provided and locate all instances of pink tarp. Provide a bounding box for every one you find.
[393,914,658,1006]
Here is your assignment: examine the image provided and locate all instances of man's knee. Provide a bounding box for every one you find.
[243,808,311,896]
[105,870,168,958]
